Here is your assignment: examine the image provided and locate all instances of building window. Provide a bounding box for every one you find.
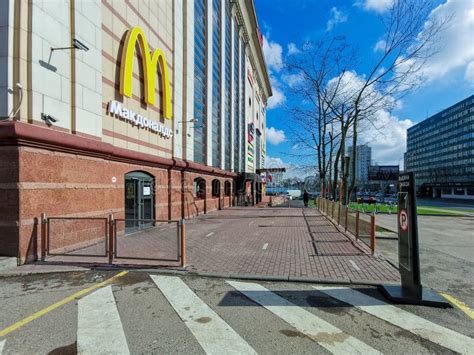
[212,179,220,197]
[454,188,465,195]
[233,19,240,172]
[194,0,207,165]
[211,0,222,168]
[194,178,206,199]
[224,0,232,171]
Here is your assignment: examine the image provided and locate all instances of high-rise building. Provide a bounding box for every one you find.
[405,95,474,199]
[346,145,372,184]
[0,0,272,263]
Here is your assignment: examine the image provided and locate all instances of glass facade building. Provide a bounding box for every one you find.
[405,95,474,199]
[193,0,207,164]
[224,0,232,171]
[233,19,240,172]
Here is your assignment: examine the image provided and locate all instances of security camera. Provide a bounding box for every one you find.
[41,113,59,125]
[73,38,89,52]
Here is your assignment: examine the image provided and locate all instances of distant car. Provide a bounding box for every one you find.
[357,196,376,204]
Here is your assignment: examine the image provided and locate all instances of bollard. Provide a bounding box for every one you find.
[180,219,187,267]
[337,203,341,225]
[40,213,47,261]
[355,210,360,240]
[370,212,376,254]
[108,214,114,264]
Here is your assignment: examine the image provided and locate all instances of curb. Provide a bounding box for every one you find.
[0,264,401,287]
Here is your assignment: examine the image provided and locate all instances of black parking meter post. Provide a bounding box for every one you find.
[380,172,450,308]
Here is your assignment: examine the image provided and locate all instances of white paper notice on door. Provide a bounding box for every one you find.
[143,186,151,196]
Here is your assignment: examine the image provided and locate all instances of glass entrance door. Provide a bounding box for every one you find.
[125,172,154,234]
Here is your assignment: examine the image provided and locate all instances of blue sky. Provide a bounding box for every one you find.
[255,0,474,176]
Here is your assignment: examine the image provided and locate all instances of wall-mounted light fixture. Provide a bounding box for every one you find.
[51,38,89,52]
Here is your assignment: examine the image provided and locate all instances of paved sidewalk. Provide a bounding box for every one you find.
[185,207,400,284]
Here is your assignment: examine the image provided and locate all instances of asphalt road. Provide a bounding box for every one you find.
[373,214,474,308]
[0,271,472,354]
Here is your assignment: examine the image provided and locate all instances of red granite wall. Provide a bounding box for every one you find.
[7,147,234,263]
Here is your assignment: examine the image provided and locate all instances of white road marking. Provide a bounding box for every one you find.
[313,286,474,354]
[151,275,256,355]
[349,260,360,271]
[0,340,5,354]
[205,232,215,237]
[77,286,130,355]
[262,243,268,250]
[227,280,380,354]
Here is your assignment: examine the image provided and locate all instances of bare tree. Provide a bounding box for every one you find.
[284,0,447,204]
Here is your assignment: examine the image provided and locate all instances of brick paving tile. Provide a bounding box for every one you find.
[184,207,400,284]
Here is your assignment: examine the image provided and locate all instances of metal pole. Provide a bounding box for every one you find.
[344,206,348,232]
[180,219,186,267]
[40,213,46,261]
[108,214,114,264]
[337,203,341,225]
[370,212,376,254]
[355,210,360,240]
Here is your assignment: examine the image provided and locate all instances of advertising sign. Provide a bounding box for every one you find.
[368,165,399,181]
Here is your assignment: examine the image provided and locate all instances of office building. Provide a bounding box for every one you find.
[346,144,372,185]
[405,95,474,199]
[0,0,272,262]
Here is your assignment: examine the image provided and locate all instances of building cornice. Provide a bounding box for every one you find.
[0,121,237,178]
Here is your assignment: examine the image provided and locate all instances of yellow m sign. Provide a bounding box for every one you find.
[119,27,172,119]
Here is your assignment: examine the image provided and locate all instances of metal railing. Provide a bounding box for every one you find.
[41,213,187,266]
[316,198,376,254]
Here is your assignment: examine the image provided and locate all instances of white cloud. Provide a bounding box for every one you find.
[327,7,348,31]
[265,155,285,169]
[267,75,286,109]
[359,0,394,13]
[287,43,300,55]
[263,35,283,72]
[281,72,304,88]
[465,61,474,85]
[359,110,414,166]
[373,39,386,53]
[417,0,474,83]
[266,126,286,145]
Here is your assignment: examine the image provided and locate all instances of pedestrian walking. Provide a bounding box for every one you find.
[303,190,309,208]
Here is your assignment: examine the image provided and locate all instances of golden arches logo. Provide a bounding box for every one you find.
[119,27,172,119]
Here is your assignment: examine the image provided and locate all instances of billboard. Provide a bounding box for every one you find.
[368,165,399,181]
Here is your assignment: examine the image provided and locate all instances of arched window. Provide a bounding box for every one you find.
[194,178,206,199]
[224,181,231,196]
[212,179,220,197]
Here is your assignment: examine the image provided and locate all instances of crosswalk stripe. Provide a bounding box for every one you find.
[227,280,380,354]
[77,285,130,355]
[151,275,256,355]
[0,339,5,354]
[313,286,474,354]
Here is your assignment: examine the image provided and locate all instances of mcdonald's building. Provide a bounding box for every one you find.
[0,0,272,263]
